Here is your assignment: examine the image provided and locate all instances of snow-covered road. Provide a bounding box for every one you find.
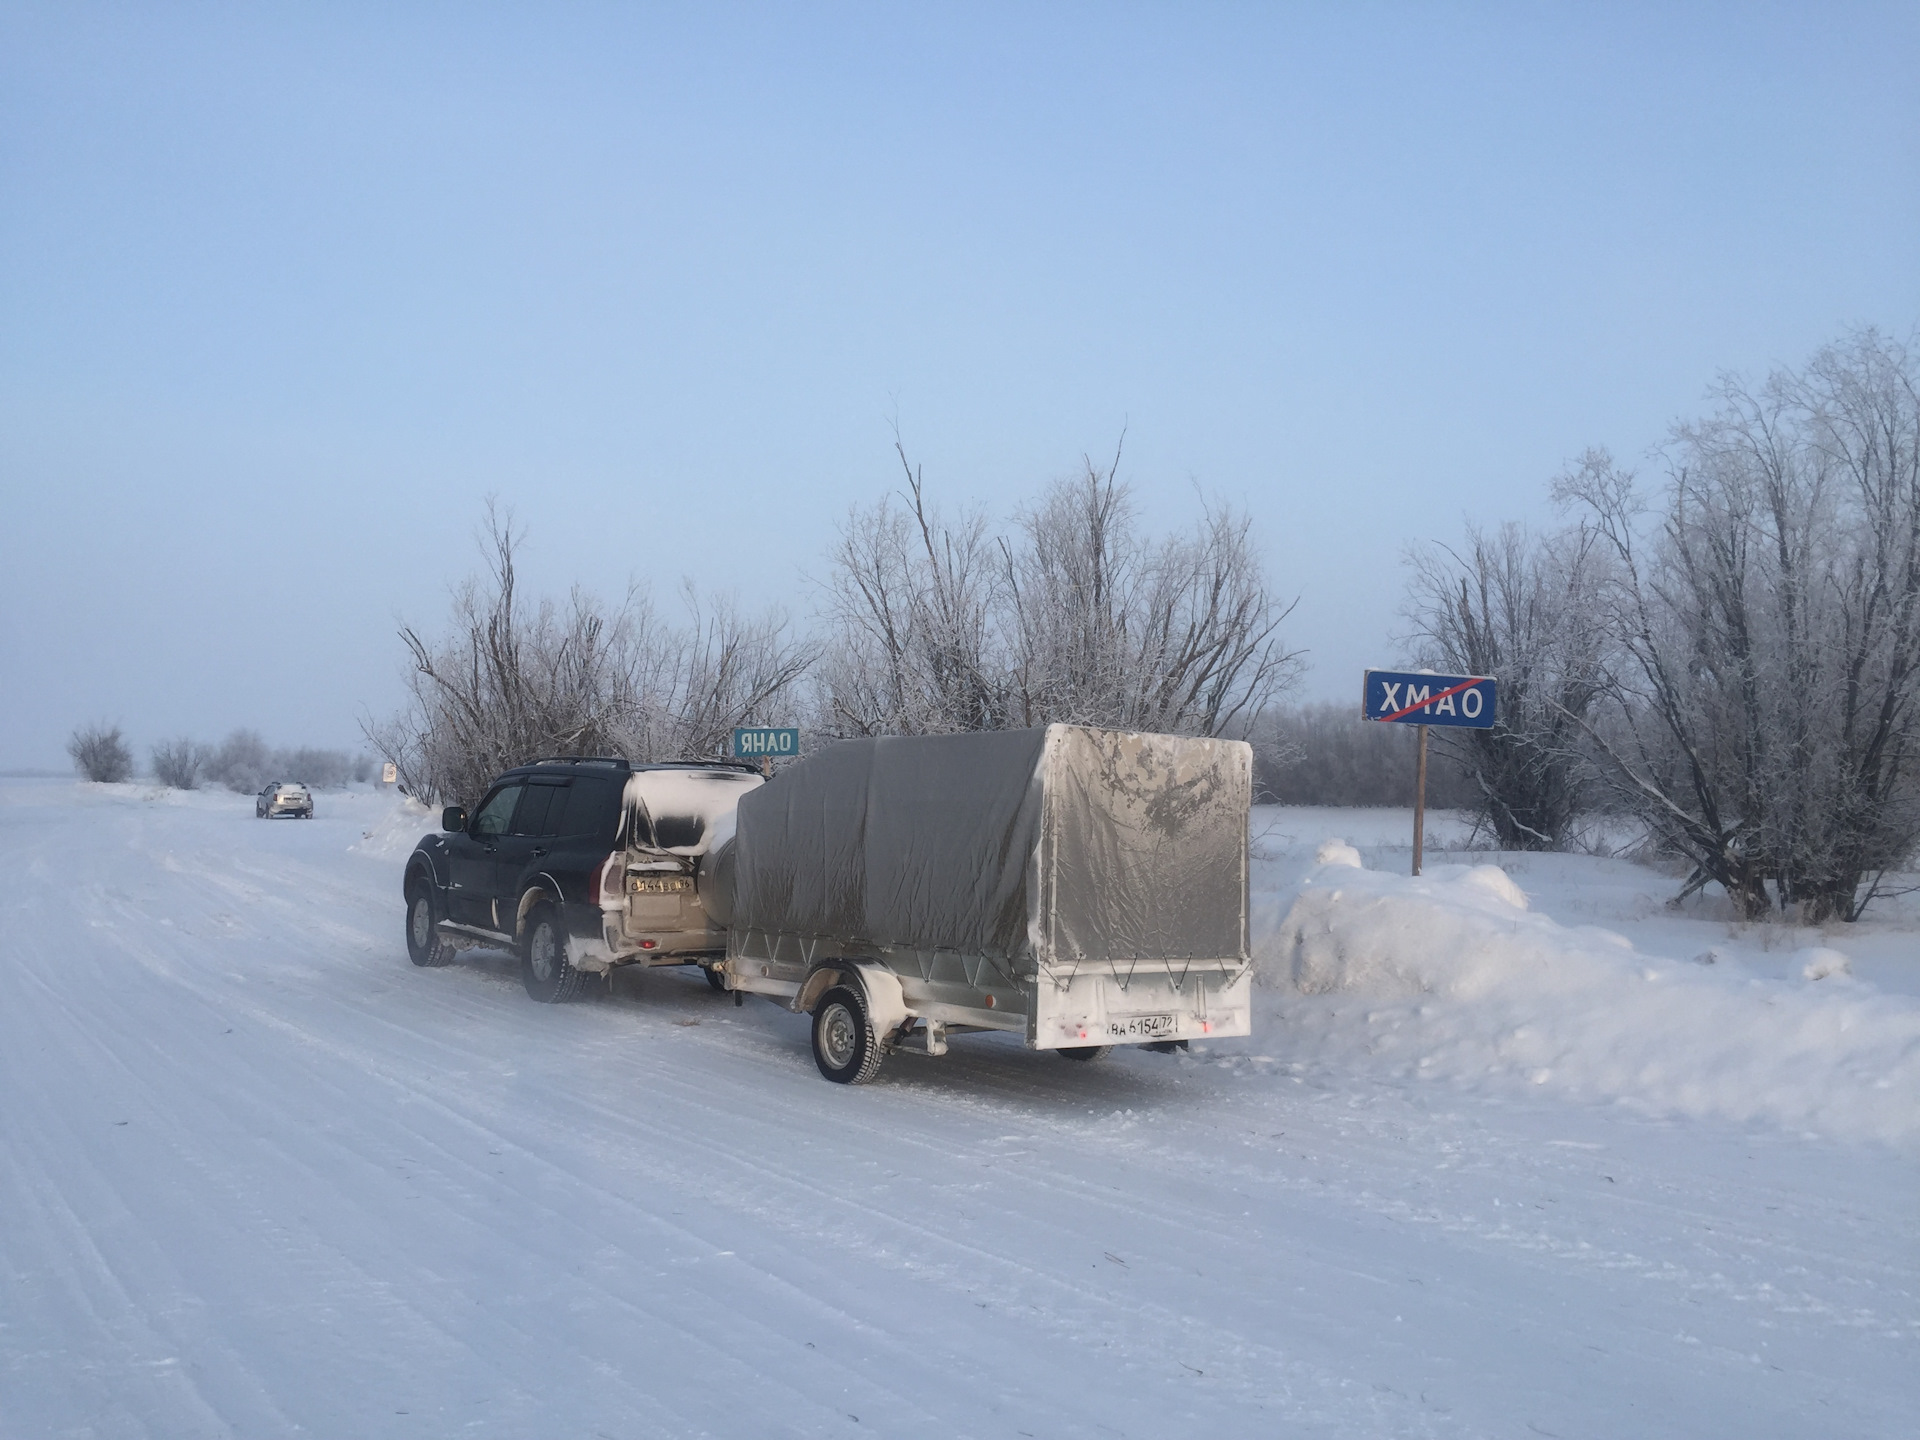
[2,780,1913,1438]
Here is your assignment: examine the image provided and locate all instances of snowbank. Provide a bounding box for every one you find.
[1258,846,1920,1145]
[348,795,436,858]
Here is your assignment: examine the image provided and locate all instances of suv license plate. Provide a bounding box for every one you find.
[1108,1013,1177,1041]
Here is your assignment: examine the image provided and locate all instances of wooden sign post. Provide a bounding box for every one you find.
[1412,723,1428,876]
[1362,670,1497,878]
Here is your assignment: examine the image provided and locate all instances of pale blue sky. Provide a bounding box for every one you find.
[4,2,1916,767]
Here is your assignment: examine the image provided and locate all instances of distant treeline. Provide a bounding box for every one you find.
[1252,702,1478,809]
[66,723,373,791]
[153,730,374,791]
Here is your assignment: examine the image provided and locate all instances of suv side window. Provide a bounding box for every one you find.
[471,783,524,839]
[559,776,623,840]
[510,782,566,836]
[538,782,572,837]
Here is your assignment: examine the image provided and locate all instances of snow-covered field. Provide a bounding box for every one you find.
[2,779,1914,1438]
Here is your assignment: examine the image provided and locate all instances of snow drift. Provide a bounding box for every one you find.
[1259,845,1920,1145]
[348,794,437,857]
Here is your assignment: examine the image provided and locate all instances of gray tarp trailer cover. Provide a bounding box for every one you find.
[718,724,1253,1081]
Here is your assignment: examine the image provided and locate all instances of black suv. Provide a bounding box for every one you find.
[402,757,763,1001]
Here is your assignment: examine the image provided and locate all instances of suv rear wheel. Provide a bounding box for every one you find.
[521,902,586,1003]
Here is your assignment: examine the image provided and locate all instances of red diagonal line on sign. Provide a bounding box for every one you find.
[1376,676,1484,723]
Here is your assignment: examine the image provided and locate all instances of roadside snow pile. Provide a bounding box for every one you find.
[1313,837,1364,869]
[1797,947,1853,981]
[1257,849,1920,1145]
[349,795,435,858]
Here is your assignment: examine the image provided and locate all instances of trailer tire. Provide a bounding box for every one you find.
[405,881,452,967]
[521,903,586,1003]
[704,964,726,993]
[1056,1045,1113,1062]
[811,985,884,1085]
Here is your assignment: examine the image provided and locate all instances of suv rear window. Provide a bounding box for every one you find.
[558,776,623,841]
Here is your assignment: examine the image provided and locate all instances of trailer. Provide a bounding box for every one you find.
[708,724,1253,1083]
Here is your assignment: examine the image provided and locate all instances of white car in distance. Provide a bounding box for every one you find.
[256,781,313,819]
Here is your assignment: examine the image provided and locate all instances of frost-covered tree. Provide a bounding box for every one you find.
[272,747,354,790]
[817,440,1299,739]
[1402,522,1609,849]
[1005,453,1300,736]
[1560,330,1920,921]
[814,444,1012,736]
[68,723,132,783]
[204,729,272,794]
[366,504,812,807]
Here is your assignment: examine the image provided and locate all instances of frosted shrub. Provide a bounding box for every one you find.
[150,737,203,789]
[68,724,133,783]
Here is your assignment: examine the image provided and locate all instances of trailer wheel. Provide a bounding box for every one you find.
[1056,1045,1113,1062]
[521,903,586,1003]
[811,985,883,1085]
[704,964,726,993]
[405,882,452,967]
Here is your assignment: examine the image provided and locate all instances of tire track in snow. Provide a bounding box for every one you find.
[4,783,1914,1439]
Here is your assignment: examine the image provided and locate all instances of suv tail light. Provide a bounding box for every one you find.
[596,853,624,905]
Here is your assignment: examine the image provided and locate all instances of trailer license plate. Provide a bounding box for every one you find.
[1108,1013,1176,1040]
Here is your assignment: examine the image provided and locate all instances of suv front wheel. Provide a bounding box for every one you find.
[405,882,452,967]
[521,902,586,1003]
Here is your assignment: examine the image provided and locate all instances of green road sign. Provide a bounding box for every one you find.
[733,727,799,759]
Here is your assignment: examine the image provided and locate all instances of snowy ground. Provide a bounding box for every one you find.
[2,779,1914,1438]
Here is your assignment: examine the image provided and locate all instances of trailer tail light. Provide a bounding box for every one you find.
[640,939,657,950]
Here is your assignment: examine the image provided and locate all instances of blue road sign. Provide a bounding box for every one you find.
[1362,670,1496,728]
[733,726,800,759]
